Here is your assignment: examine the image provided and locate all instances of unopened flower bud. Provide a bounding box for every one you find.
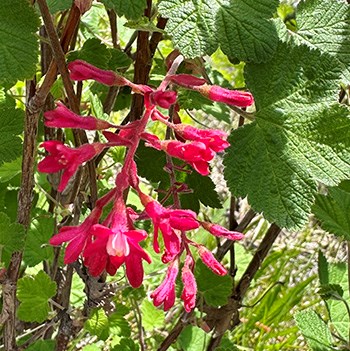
[68,60,129,86]
[201,222,244,241]
[198,246,227,276]
[75,0,92,13]
[196,85,254,107]
[150,90,177,109]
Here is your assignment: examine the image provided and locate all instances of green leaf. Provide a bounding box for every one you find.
[108,305,131,337]
[67,38,111,69]
[125,17,166,33]
[158,0,279,61]
[326,262,350,340]
[318,284,344,301]
[0,212,25,266]
[23,213,55,267]
[85,308,110,341]
[45,0,72,13]
[195,260,232,307]
[291,0,350,84]
[111,339,139,351]
[99,0,146,20]
[141,300,165,332]
[0,96,24,166]
[0,157,22,183]
[313,181,350,240]
[186,172,222,209]
[25,340,56,351]
[224,42,350,229]
[17,271,57,323]
[0,0,39,84]
[318,250,329,285]
[108,48,133,70]
[85,304,131,341]
[178,325,208,351]
[135,141,169,184]
[294,309,332,351]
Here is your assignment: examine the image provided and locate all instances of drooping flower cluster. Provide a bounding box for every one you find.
[40,56,253,311]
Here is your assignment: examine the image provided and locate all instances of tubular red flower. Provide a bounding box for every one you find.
[151,260,179,311]
[181,255,197,312]
[198,246,227,276]
[169,74,207,89]
[171,124,230,153]
[201,222,244,241]
[83,219,151,287]
[150,90,177,109]
[38,141,105,192]
[44,102,113,130]
[196,85,254,107]
[68,59,129,86]
[50,207,102,264]
[139,194,199,262]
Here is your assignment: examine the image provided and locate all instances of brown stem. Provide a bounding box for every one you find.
[107,9,118,48]
[37,0,98,205]
[216,208,256,261]
[157,311,194,351]
[206,223,282,350]
[2,75,38,350]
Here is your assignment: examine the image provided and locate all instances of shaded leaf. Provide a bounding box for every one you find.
[195,260,232,307]
[0,0,39,84]
[0,212,25,266]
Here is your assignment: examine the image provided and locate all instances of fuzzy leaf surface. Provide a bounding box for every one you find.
[294,309,333,350]
[0,0,39,84]
[224,43,350,229]
[158,0,279,61]
[291,0,350,84]
[17,271,57,323]
[99,0,146,20]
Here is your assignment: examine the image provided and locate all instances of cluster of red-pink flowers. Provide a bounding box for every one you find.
[38,56,254,312]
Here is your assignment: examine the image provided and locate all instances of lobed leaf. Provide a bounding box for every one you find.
[17,271,57,323]
[291,0,350,85]
[158,0,279,62]
[225,42,350,229]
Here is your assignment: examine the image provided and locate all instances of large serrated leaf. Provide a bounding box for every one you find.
[0,212,25,266]
[0,0,40,84]
[17,271,57,323]
[291,0,350,85]
[224,42,350,229]
[294,309,333,351]
[99,0,146,20]
[158,0,279,62]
